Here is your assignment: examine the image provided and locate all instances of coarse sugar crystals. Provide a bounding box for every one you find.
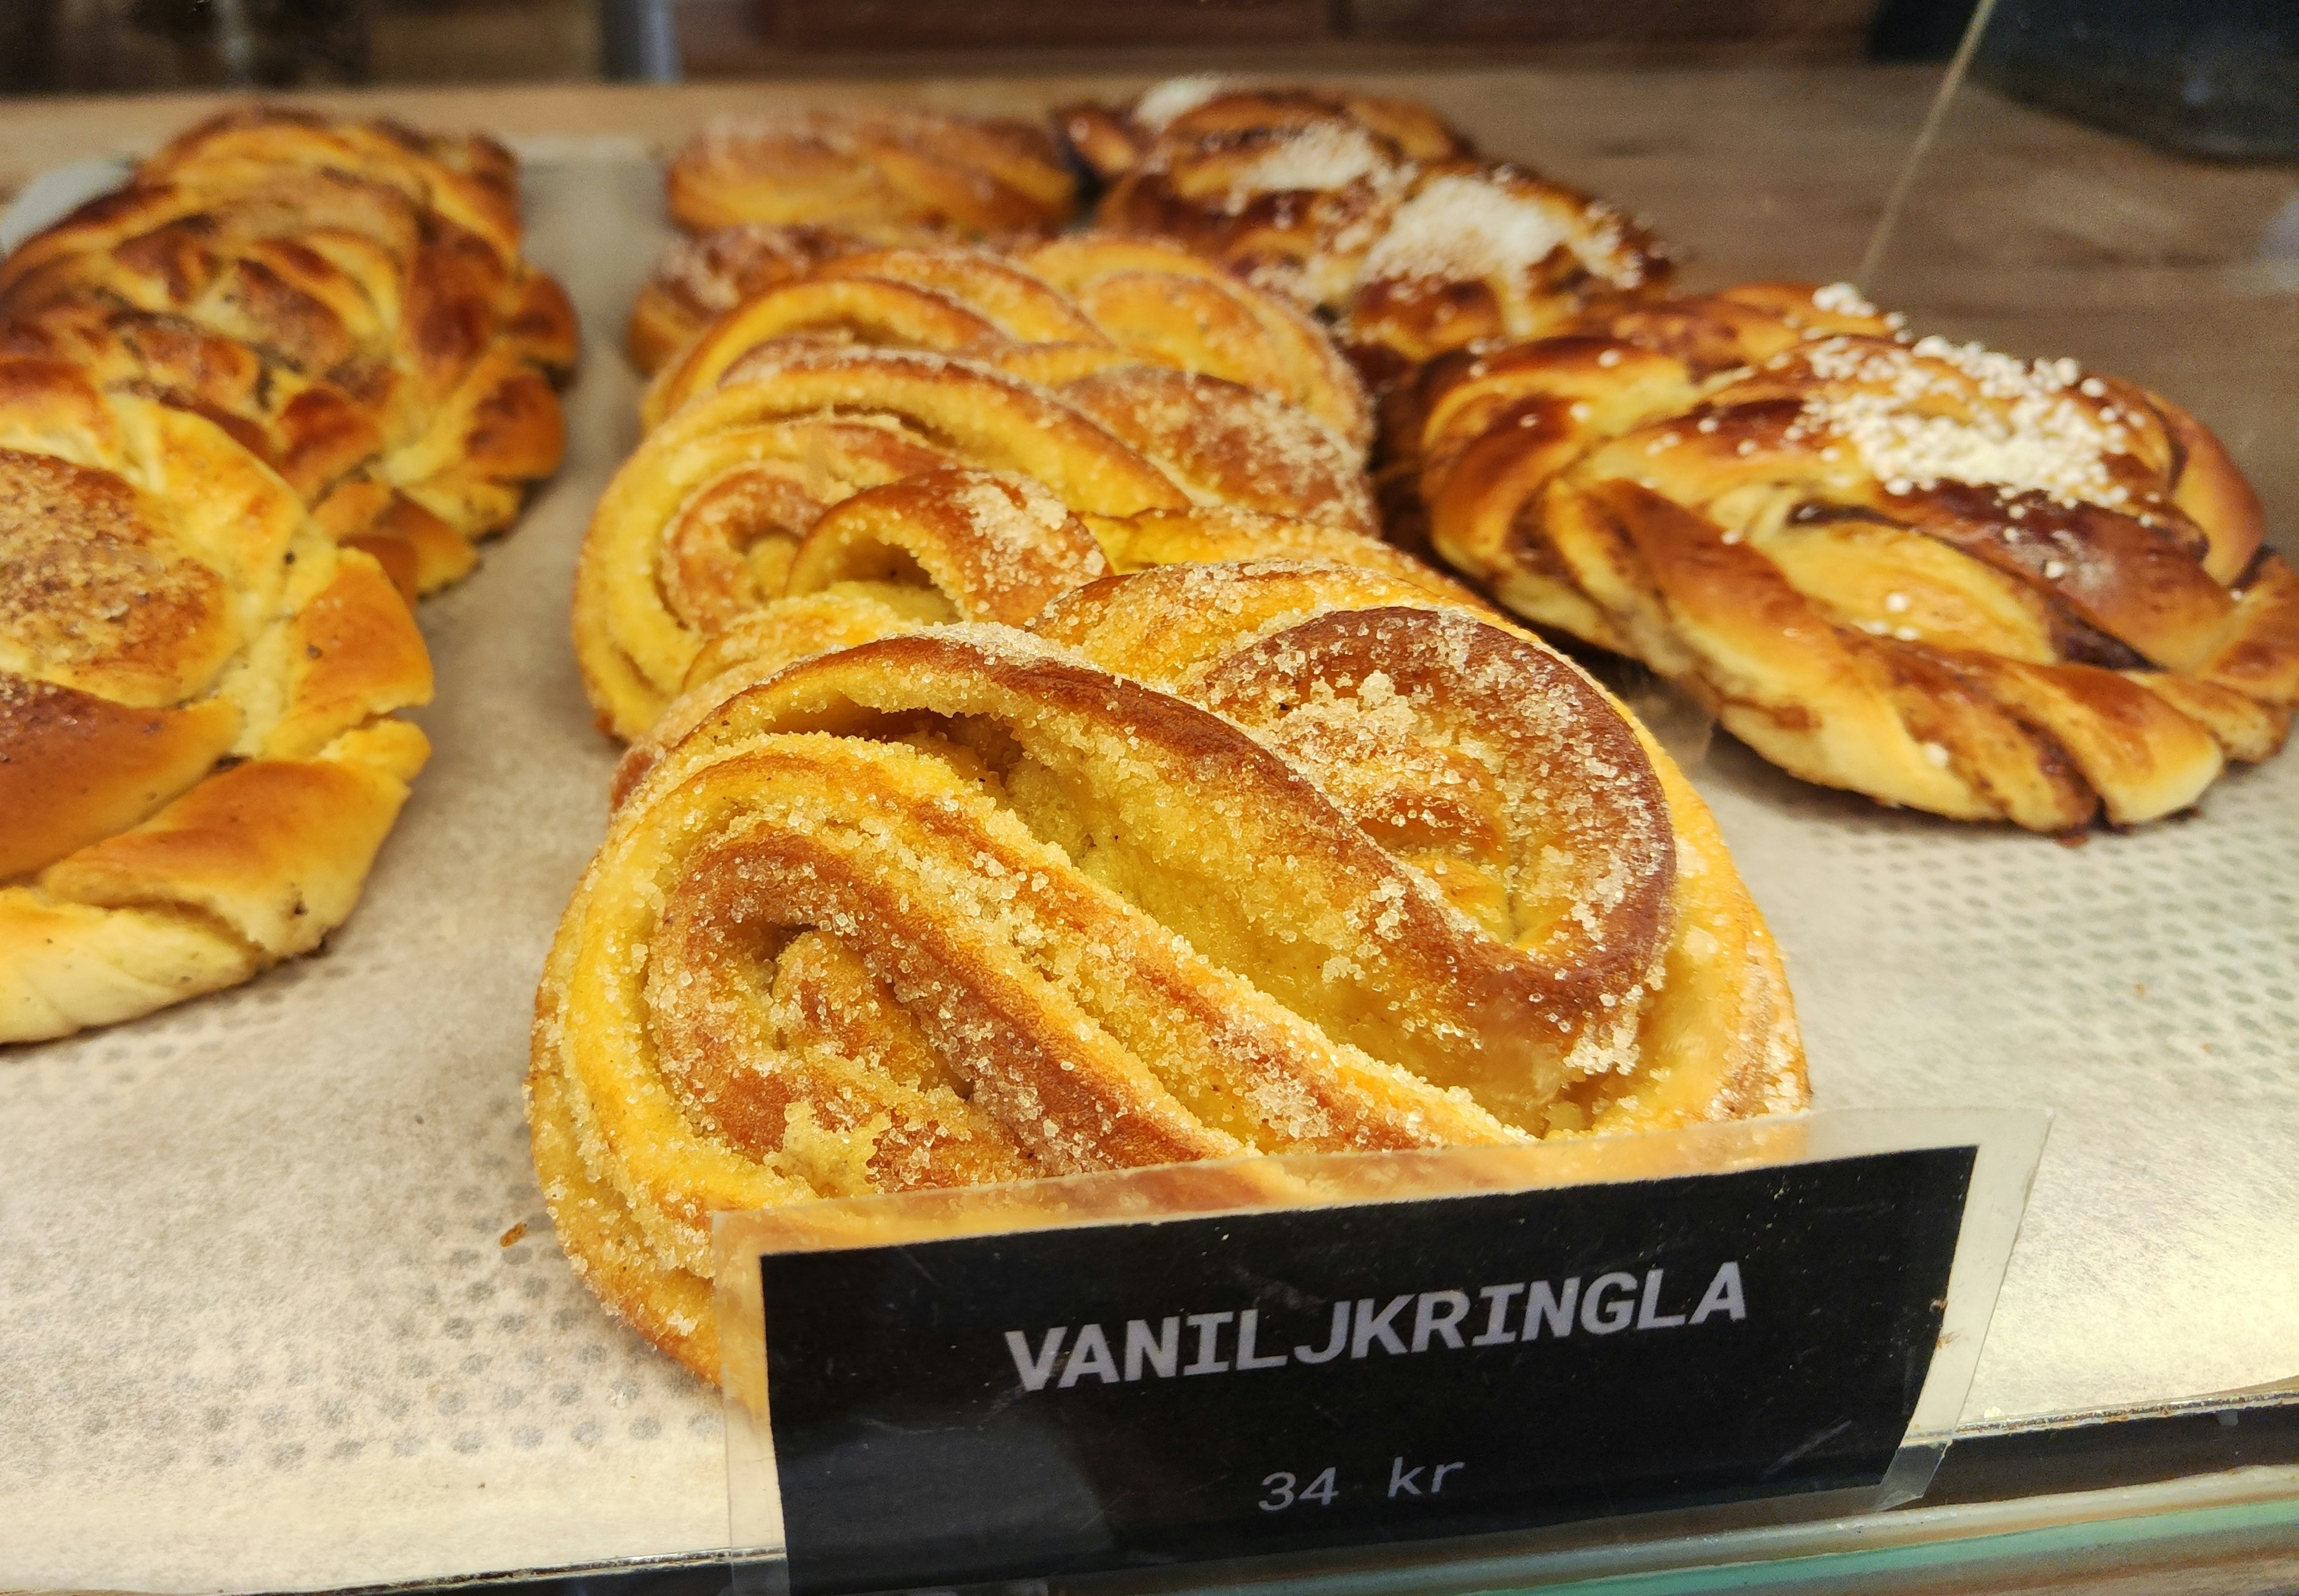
[1785,335,2133,508]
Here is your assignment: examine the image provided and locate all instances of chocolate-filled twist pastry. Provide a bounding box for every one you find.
[530,559,1805,1380]
[0,357,433,1042]
[1405,282,2299,829]
[577,345,1378,738]
[0,107,575,596]
[640,236,1371,454]
[664,108,1078,238]
[1057,81,1669,384]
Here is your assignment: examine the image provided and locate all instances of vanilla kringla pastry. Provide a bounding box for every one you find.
[641,235,1370,454]
[530,559,1806,1380]
[1405,282,2299,829]
[575,345,1380,739]
[627,222,888,375]
[608,468,1497,803]
[0,358,432,1042]
[664,108,1078,238]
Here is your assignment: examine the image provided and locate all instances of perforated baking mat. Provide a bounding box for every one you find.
[2,151,2294,1596]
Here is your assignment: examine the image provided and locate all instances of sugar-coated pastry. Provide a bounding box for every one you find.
[1058,81,1668,386]
[1404,282,2298,829]
[577,347,1379,739]
[627,221,912,374]
[530,558,1805,1381]
[639,235,1371,453]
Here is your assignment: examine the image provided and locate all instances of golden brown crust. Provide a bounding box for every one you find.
[1015,233,1372,451]
[138,104,527,264]
[0,109,572,595]
[665,110,1078,238]
[627,222,922,375]
[1091,505,1497,613]
[1057,366,1375,537]
[1060,83,1474,187]
[0,356,433,1042]
[532,560,1804,1382]
[1410,283,2297,829]
[636,236,1373,466]
[576,348,1383,740]
[0,678,242,879]
[1061,81,1668,382]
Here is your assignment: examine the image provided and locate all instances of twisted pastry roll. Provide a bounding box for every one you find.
[0,108,575,595]
[0,357,433,1042]
[640,236,1371,455]
[664,110,1078,238]
[1408,283,2298,829]
[531,559,1804,1379]
[578,347,1377,738]
[626,222,891,375]
[1058,80,1667,381]
[639,244,1103,428]
[1013,234,1371,453]
[614,474,1496,805]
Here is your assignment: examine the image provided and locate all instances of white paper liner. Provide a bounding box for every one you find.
[0,151,2293,1594]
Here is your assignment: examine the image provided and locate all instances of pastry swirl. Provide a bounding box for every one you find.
[1406,282,2298,829]
[611,474,1497,808]
[640,236,1370,456]
[626,222,889,375]
[664,109,1078,238]
[0,357,432,1042]
[576,347,1378,738]
[530,559,1804,1379]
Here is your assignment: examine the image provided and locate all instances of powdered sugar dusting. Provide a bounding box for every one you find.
[1133,76,1226,130]
[1221,124,1398,211]
[1361,174,1634,289]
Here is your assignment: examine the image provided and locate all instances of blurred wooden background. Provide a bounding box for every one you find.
[3,0,1896,94]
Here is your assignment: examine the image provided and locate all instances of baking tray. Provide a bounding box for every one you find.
[1,125,2294,1594]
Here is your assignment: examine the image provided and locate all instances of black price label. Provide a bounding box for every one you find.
[760,1147,1975,1596]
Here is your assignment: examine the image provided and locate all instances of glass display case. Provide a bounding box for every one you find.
[0,5,2292,1592]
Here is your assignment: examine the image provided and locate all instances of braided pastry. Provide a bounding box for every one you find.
[141,106,530,263]
[1408,282,2298,829]
[1060,81,1667,382]
[0,108,574,596]
[640,237,1370,455]
[530,558,1804,1380]
[578,346,1378,738]
[664,110,1077,238]
[0,357,432,1042]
